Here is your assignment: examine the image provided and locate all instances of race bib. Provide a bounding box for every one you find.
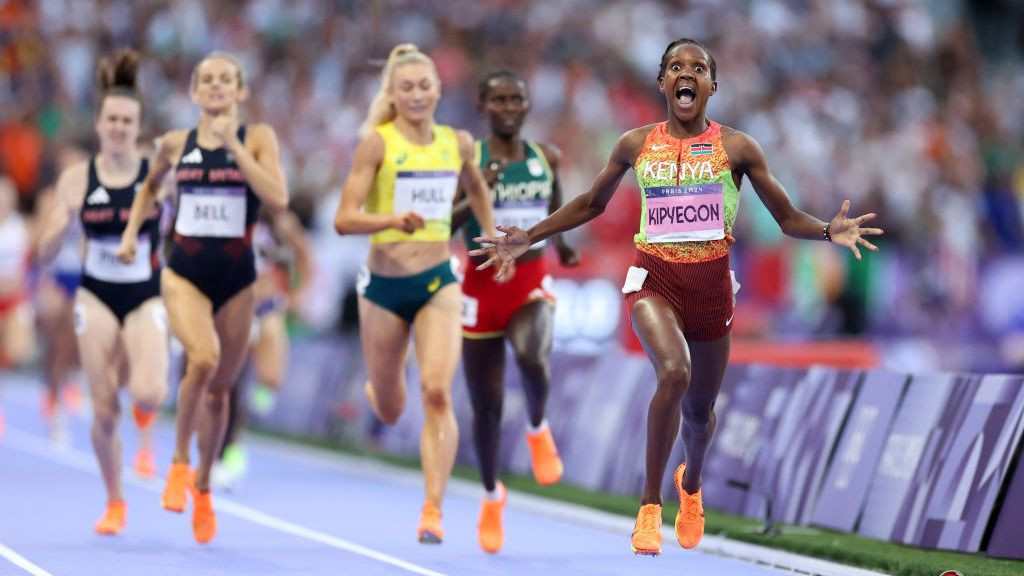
[494,201,548,248]
[85,236,152,283]
[461,293,479,327]
[175,186,247,238]
[393,171,457,222]
[645,183,725,243]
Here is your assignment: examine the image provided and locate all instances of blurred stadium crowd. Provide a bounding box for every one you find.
[1,0,1023,371]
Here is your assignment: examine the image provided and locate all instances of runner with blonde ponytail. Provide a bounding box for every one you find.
[335,43,500,544]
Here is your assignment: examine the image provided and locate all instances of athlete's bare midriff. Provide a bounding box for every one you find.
[368,241,450,277]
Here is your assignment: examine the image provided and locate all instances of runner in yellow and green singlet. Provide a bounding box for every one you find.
[333,43,498,545]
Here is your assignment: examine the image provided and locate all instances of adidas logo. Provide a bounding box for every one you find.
[180,148,203,164]
[86,186,110,205]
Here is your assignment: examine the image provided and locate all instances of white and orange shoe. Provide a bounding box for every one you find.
[526,425,563,486]
[94,500,126,535]
[674,463,705,549]
[417,501,444,544]
[478,482,507,553]
[631,503,663,556]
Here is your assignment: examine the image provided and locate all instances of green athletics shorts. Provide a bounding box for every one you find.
[357,258,459,323]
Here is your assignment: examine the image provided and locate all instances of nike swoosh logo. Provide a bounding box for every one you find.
[725,314,734,326]
[427,276,441,293]
[651,144,672,151]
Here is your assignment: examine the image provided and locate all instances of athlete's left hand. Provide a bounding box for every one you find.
[211,113,241,151]
[555,238,579,267]
[828,199,884,260]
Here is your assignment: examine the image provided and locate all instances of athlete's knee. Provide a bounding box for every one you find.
[682,400,715,426]
[376,402,403,425]
[513,351,548,380]
[256,365,283,389]
[132,385,167,413]
[420,380,452,415]
[92,405,120,433]
[186,348,220,382]
[472,392,502,421]
[204,388,229,413]
[368,377,405,424]
[655,359,691,393]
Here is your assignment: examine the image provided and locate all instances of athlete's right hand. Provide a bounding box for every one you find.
[392,212,426,234]
[115,234,137,264]
[470,225,530,283]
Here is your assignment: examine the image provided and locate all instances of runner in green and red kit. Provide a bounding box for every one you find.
[453,70,578,554]
[471,38,884,556]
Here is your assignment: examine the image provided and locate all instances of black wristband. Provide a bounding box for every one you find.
[823,222,832,242]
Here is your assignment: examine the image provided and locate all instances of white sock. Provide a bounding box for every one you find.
[527,419,549,435]
[485,487,502,501]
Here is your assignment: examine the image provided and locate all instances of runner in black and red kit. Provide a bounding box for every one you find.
[37,48,167,536]
[118,51,288,544]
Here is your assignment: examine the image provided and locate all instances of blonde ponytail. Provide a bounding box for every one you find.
[359,43,439,138]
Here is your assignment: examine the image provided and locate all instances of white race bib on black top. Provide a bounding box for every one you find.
[85,236,152,283]
[393,171,457,222]
[175,186,247,238]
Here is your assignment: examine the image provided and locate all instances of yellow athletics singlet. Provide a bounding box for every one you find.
[368,122,462,244]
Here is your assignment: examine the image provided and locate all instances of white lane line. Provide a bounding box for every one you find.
[1,427,448,576]
[0,542,55,576]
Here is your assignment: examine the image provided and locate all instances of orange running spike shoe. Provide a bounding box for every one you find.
[417,501,444,544]
[191,487,217,544]
[674,463,705,549]
[631,503,663,556]
[161,463,190,512]
[61,380,83,413]
[134,447,156,478]
[525,426,563,486]
[132,404,156,429]
[477,481,507,553]
[94,500,126,535]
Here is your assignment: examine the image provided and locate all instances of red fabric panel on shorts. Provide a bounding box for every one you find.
[624,249,732,342]
[462,256,554,335]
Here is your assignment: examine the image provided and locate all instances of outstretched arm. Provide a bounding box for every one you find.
[726,129,883,259]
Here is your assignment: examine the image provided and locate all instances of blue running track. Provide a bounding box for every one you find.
[0,375,786,576]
